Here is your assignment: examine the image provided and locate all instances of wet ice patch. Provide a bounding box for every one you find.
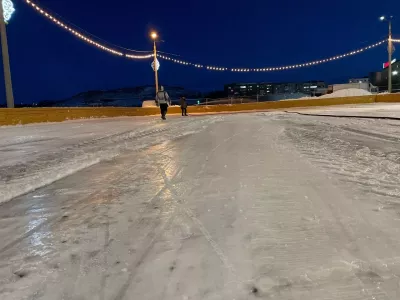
[0,116,222,204]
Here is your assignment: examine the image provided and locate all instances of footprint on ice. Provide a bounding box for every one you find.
[14,270,28,279]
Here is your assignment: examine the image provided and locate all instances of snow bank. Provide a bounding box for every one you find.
[281,88,372,102]
[319,88,372,99]
[142,100,157,108]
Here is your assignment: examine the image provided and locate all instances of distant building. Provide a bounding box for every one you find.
[349,78,369,84]
[224,81,326,99]
[369,59,400,92]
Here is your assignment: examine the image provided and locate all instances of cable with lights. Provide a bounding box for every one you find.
[158,39,387,72]
[25,0,389,72]
[24,0,152,59]
[157,54,205,69]
[392,38,400,43]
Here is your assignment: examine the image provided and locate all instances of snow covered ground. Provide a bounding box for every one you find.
[290,102,400,118]
[1,106,400,299]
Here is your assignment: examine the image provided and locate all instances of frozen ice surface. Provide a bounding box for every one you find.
[1,108,400,299]
[0,116,221,204]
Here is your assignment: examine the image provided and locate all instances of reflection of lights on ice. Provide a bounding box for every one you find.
[151,58,160,71]
[3,0,15,23]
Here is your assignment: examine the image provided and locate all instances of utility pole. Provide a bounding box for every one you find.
[151,32,159,95]
[381,15,394,93]
[388,18,393,93]
[153,40,159,94]
[0,1,14,108]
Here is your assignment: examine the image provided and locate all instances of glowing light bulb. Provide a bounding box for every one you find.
[150,32,158,40]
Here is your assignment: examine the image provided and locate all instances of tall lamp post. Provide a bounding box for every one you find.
[0,0,15,108]
[150,31,159,95]
[380,16,393,93]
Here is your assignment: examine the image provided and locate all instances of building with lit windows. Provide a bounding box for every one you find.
[224,81,326,100]
[369,59,400,92]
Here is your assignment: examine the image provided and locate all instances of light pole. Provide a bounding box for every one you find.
[380,16,393,93]
[151,31,159,95]
[0,0,15,108]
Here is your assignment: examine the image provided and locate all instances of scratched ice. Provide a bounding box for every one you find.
[0,105,400,299]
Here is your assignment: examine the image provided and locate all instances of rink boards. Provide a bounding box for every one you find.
[0,94,399,126]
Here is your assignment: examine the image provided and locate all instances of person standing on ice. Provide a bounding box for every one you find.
[156,86,171,120]
[180,96,188,116]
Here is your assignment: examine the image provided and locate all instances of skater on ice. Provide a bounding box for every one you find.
[156,86,171,120]
[180,96,188,116]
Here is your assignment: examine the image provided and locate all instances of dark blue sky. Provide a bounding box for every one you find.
[1,0,398,104]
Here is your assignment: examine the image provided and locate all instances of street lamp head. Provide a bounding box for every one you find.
[380,16,386,21]
[150,32,158,40]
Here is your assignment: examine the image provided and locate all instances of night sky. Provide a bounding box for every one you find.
[1,0,399,104]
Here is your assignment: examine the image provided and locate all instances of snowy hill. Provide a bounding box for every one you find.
[49,85,201,107]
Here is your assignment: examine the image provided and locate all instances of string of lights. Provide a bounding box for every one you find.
[158,40,387,72]
[157,54,204,69]
[24,0,152,59]
[126,53,154,59]
[27,0,152,54]
[392,38,400,43]
[25,0,389,72]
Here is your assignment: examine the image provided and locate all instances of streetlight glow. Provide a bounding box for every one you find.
[380,16,386,21]
[151,32,158,40]
[393,70,399,76]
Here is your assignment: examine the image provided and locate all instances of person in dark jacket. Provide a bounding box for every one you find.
[155,86,171,120]
[180,96,188,116]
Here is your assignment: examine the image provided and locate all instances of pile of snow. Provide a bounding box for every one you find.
[141,101,181,108]
[142,100,157,108]
[319,88,372,99]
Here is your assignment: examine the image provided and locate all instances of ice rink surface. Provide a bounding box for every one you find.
[1,103,400,299]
